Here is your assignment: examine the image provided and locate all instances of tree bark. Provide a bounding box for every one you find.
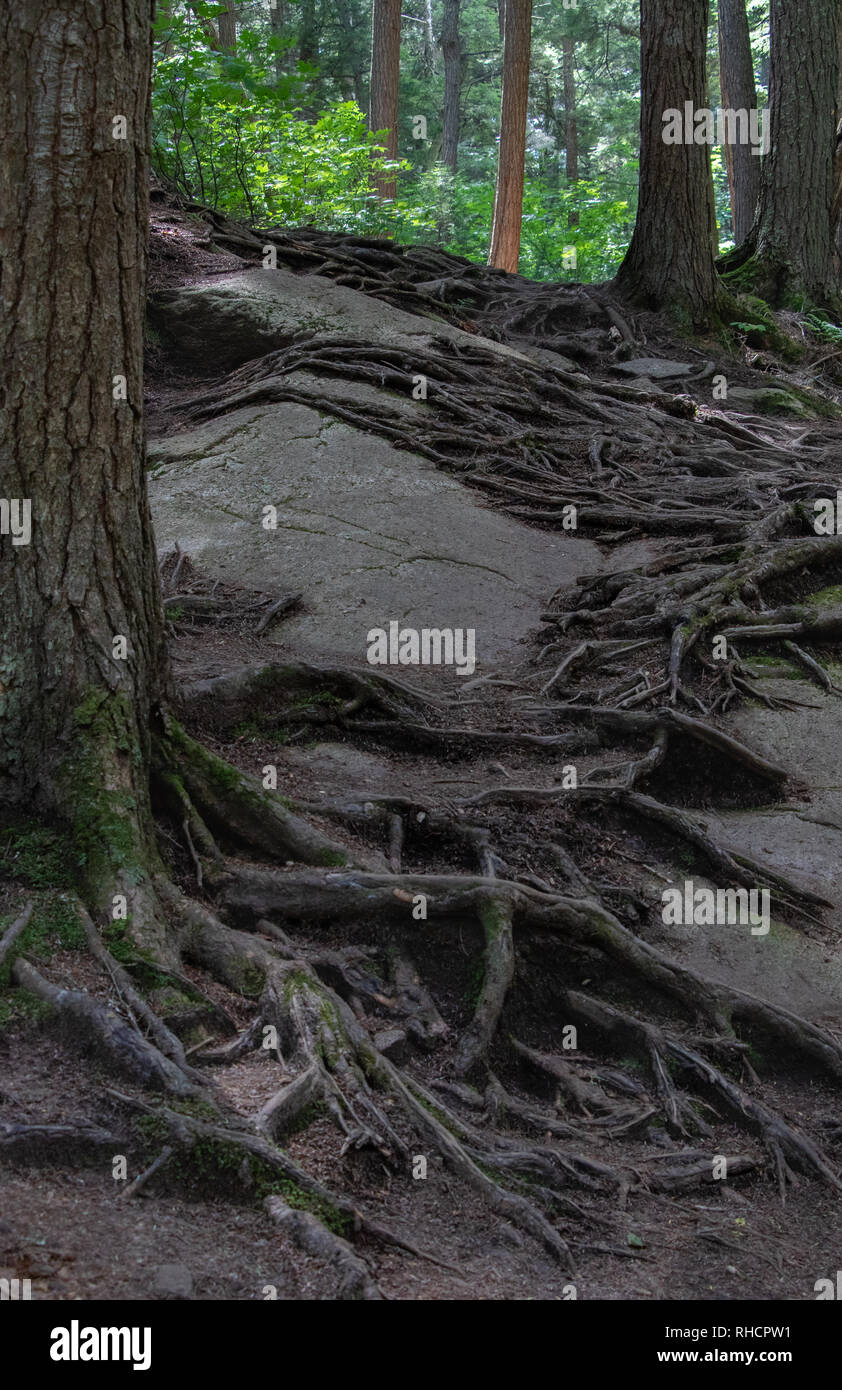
[269,1,287,81]
[749,0,840,305]
[299,0,318,65]
[0,2,166,902]
[335,0,366,108]
[441,0,463,173]
[562,35,578,226]
[218,0,237,55]
[488,0,533,273]
[369,0,402,200]
[614,0,724,327]
[718,0,760,246]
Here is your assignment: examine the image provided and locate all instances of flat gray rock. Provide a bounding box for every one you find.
[149,400,602,674]
[148,266,536,373]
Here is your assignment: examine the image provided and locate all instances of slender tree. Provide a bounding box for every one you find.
[562,34,578,226]
[369,0,402,199]
[614,0,723,325]
[268,0,287,81]
[299,0,318,64]
[488,0,533,273]
[441,0,463,173]
[718,0,760,246]
[218,0,237,54]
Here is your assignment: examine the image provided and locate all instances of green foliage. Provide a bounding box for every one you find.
[804,312,842,344]
[152,11,403,228]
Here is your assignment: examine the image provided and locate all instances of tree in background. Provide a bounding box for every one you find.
[718,0,760,246]
[562,33,578,225]
[729,0,840,306]
[299,0,318,65]
[441,0,463,172]
[488,0,533,272]
[614,0,723,325]
[369,0,402,198]
[218,0,237,53]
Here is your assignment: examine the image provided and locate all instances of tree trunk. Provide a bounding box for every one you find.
[718,0,760,246]
[336,0,366,108]
[748,0,840,305]
[423,0,435,72]
[562,35,578,226]
[188,1,221,50]
[156,0,175,58]
[218,0,237,54]
[0,2,166,910]
[441,0,463,173]
[300,0,318,65]
[488,0,533,273]
[369,0,402,200]
[269,1,287,81]
[614,0,724,327]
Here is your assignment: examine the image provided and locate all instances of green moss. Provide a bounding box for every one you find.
[102,917,142,965]
[0,987,52,1032]
[132,1114,171,1147]
[167,1097,224,1122]
[57,691,151,886]
[808,584,842,607]
[228,957,266,999]
[0,823,75,889]
[258,1175,351,1235]
[0,894,86,989]
[314,848,350,867]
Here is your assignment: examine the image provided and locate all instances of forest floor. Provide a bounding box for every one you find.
[3,190,842,1300]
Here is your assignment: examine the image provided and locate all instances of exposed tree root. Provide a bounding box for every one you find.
[7,215,842,1291]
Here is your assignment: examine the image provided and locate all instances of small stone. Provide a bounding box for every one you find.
[153,1263,193,1299]
[373,1028,408,1063]
[613,357,694,379]
[494,1223,524,1249]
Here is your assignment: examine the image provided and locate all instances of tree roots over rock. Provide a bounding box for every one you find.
[6,218,842,1297]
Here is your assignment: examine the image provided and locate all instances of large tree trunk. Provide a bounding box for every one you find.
[718,0,760,247]
[562,35,578,227]
[0,2,166,911]
[441,0,462,173]
[614,0,724,327]
[488,0,533,273]
[748,0,840,305]
[369,0,402,200]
